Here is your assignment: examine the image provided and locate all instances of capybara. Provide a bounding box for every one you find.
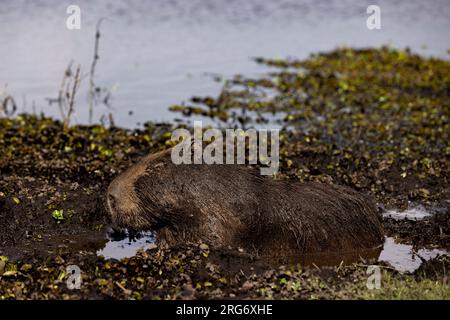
[107,148,383,256]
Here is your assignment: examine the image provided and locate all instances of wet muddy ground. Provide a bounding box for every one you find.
[0,48,449,299]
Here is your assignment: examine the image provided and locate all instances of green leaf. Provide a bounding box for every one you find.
[52,209,65,221]
[58,271,66,281]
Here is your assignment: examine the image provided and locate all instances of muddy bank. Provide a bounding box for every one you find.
[0,47,449,299]
[0,242,448,300]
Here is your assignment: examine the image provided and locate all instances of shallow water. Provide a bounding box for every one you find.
[378,237,447,273]
[382,204,448,221]
[97,231,448,273]
[383,205,433,221]
[97,230,156,260]
[1,0,449,127]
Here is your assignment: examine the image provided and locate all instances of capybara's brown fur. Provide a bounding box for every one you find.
[107,148,383,256]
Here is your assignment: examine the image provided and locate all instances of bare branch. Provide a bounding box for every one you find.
[65,64,81,128]
[88,18,105,124]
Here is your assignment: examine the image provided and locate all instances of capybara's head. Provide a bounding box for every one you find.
[107,149,176,231]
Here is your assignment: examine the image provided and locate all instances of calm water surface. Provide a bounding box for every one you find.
[1,0,449,127]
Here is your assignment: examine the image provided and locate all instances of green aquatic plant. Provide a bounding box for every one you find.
[51,209,65,222]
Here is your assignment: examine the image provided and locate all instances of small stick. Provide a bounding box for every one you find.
[115,281,132,295]
[353,263,396,271]
[312,263,321,271]
[58,60,73,119]
[88,18,105,124]
[65,65,81,128]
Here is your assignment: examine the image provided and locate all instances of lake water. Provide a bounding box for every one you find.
[1,0,449,127]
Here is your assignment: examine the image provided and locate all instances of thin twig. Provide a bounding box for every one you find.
[65,64,81,128]
[57,60,73,119]
[115,281,131,295]
[353,263,397,271]
[89,19,105,124]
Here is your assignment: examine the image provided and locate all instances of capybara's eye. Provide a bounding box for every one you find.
[108,194,116,208]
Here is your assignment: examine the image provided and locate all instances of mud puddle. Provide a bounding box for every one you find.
[97,230,156,260]
[274,237,448,273]
[383,205,433,221]
[378,237,447,273]
[96,232,448,274]
[382,204,447,221]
